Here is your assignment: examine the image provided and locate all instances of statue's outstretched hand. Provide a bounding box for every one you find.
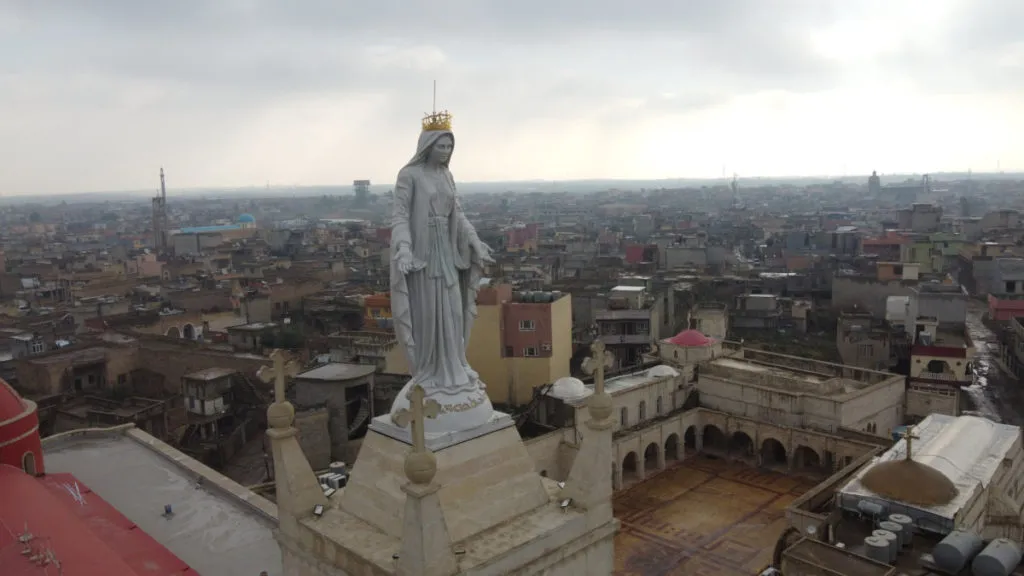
[395,245,424,275]
[472,240,496,264]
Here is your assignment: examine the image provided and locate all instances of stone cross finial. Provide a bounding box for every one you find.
[393,385,441,454]
[393,384,441,484]
[901,426,921,461]
[257,349,300,405]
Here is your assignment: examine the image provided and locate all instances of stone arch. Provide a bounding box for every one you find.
[665,433,681,462]
[165,326,181,338]
[793,445,822,471]
[702,424,727,453]
[760,438,788,468]
[644,442,660,472]
[684,425,698,453]
[22,452,36,476]
[183,323,196,340]
[622,452,640,484]
[729,431,755,458]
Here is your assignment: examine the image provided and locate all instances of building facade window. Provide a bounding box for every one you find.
[620,407,628,427]
[638,401,646,421]
[524,347,538,357]
[656,396,663,414]
[31,340,44,354]
[519,319,535,331]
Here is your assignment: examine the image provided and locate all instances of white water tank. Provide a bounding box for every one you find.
[887,513,914,542]
[973,538,1023,576]
[329,461,347,476]
[864,536,891,564]
[933,531,984,574]
[872,529,898,562]
[878,520,906,548]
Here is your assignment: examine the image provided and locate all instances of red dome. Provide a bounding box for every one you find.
[0,378,25,421]
[666,329,712,347]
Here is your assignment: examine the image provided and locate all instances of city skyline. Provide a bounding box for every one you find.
[1,0,1022,195]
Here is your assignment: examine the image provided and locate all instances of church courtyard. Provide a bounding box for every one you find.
[613,455,818,576]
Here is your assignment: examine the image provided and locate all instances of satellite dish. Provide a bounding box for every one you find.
[581,349,614,376]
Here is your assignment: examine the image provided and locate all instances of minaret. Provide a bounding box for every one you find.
[152,168,169,255]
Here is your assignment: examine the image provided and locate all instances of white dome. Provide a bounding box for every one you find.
[550,377,588,400]
[646,365,679,378]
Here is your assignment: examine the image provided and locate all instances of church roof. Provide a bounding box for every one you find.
[665,329,712,347]
[838,414,1019,520]
[0,378,26,421]
[0,464,198,575]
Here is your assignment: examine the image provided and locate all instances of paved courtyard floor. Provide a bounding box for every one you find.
[613,455,819,576]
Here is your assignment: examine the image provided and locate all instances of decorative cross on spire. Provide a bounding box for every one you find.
[901,426,921,461]
[393,384,441,455]
[257,349,300,405]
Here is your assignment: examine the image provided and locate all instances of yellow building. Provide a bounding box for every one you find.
[467,284,572,407]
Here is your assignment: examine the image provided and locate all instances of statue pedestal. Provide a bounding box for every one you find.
[388,379,495,435]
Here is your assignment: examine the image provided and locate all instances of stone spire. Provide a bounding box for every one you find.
[560,340,615,517]
[261,350,325,535]
[393,384,457,576]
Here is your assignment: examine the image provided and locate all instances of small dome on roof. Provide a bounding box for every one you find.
[238,214,256,223]
[860,459,958,507]
[646,365,679,378]
[0,378,26,421]
[550,377,588,400]
[666,329,712,347]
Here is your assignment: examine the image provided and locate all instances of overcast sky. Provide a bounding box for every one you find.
[1,1,1022,195]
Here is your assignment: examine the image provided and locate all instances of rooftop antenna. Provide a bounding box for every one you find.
[160,167,166,201]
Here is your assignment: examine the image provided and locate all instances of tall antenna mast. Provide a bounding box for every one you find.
[160,167,166,201]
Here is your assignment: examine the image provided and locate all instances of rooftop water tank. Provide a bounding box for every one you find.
[857,499,887,518]
[864,536,891,565]
[972,538,1022,576]
[878,520,906,548]
[329,461,347,476]
[872,529,898,562]
[933,531,984,574]
[887,513,915,543]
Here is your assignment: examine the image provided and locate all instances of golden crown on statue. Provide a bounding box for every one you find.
[422,110,453,132]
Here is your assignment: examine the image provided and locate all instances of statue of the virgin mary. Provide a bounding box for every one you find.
[388,110,496,434]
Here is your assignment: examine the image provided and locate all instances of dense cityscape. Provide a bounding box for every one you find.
[2,166,1024,575]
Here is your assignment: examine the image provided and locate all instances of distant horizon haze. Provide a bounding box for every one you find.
[2,1,1022,195]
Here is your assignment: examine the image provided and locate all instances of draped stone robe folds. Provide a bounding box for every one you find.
[389,130,486,398]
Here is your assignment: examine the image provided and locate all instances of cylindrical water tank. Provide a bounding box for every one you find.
[872,529,898,562]
[973,538,1023,576]
[887,514,914,542]
[329,461,347,476]
[858,500,887,518]
[864,536,891,565]
[878,520,906,549]
[933,531,984,574]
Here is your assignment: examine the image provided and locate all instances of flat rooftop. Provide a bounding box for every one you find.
[615,455,817,575]
[296,362,376,381]
[44,430,281,576]
[705,346,902,397]
[184,367,238,381]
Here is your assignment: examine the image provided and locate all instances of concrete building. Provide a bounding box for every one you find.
[780,414,1024,575]
[291,362,376,465]
[467,283,572,407]
[595,285,662,370]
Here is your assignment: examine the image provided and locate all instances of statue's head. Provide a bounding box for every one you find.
[427,134,453,166]
[408,130,455,169]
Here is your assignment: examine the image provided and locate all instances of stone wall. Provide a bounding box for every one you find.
[294,407,331,471]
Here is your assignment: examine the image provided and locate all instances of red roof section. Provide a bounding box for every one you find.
[0,378,26,421]
[665,329,713,347]
[0,465,197,576]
